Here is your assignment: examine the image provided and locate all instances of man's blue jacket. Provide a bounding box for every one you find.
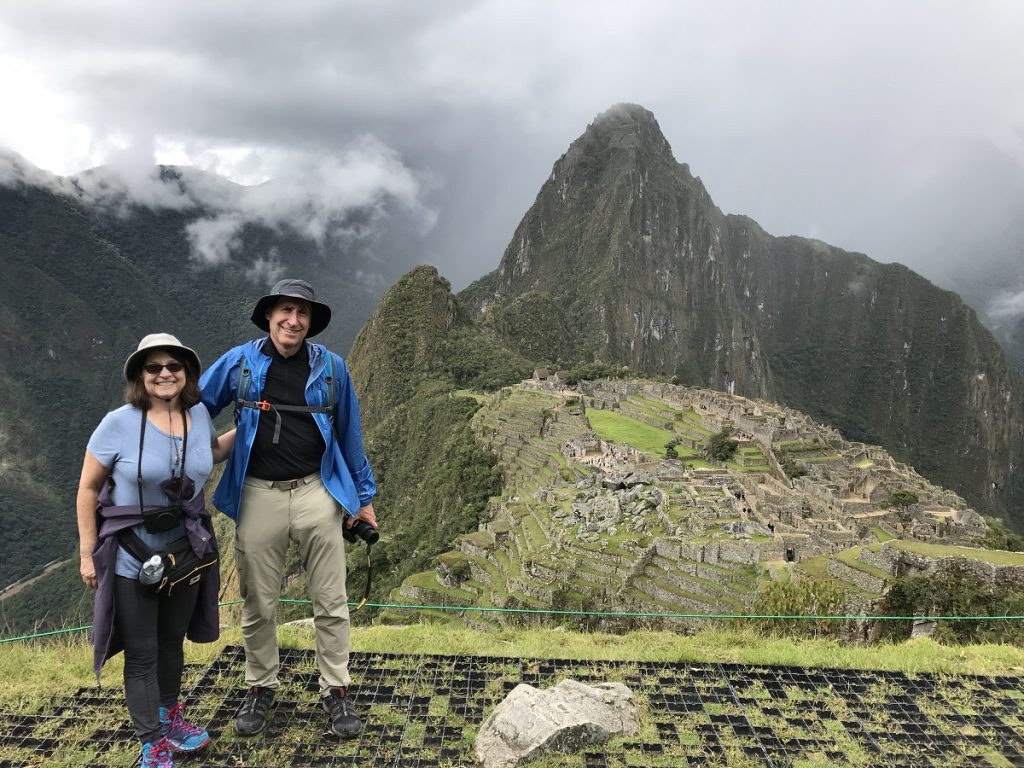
[200,338,376,520]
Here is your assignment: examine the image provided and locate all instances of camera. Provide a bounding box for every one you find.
[343,518,379,545]
[142,504,182,533]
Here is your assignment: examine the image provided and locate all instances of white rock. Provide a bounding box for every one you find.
[474,679,638,768]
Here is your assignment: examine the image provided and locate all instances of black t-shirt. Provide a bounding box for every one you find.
[246,343,326,481]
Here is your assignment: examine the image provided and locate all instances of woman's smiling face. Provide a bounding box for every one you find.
[142,351,186,404]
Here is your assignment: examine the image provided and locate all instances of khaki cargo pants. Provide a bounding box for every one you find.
[235,473,350,692]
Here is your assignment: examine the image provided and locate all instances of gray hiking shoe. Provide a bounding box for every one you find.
[235,686,275,736]
[322,687,361,739]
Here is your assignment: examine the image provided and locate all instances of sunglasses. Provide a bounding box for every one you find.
[143,362,185,375]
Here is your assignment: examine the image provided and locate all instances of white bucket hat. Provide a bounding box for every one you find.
[123,333,201,381]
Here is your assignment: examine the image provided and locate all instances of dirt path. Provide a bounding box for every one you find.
[0,557,70,600]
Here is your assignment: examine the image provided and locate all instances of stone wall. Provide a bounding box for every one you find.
[420,379,1006,633]
[856,547,895,574]
[653,538,764,566]
[826,559,887,593]
[862,544,1024,592]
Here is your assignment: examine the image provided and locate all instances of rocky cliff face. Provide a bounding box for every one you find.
[462,104,1024,526]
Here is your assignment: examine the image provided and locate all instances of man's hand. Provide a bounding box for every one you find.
[346,503,377,530]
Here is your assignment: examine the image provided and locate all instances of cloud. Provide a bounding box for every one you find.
[186,214,245,265]
[181,136,436,266]
[238,137,435,244]
[248,247,285,285]
[0,148,65,189]
[2,0,1024,291]
[989,288,1024,322]
[0,134,435,269]
[0,143,237,214]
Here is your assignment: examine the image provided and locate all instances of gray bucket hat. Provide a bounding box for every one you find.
[251,278,332,338]
[123,333,201,381]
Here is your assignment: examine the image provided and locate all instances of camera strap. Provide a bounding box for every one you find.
[355,542,372,610]
[137,405,188,510]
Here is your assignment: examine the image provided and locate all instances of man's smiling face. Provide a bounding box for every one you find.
[266,297,312,357]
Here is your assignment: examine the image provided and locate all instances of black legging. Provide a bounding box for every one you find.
[113,576,200,743]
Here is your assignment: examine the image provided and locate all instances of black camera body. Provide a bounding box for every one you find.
[344,518,379,545]
[142,504,182,533]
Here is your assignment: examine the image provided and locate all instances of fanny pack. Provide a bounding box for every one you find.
[119,528,217,596]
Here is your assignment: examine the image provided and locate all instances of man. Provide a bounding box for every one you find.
[200,278,377,739]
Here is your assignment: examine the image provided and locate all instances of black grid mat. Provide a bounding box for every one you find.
[1,644,1023,767]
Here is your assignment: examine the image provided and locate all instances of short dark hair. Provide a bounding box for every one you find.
[123,352,201,411]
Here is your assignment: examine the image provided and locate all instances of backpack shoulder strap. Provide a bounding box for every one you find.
[232,352,253,424]
[233,345,336,442]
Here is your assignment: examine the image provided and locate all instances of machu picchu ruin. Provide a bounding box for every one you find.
[389,377,1024,633]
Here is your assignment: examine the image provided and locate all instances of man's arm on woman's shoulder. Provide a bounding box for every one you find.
[200,347,242,418]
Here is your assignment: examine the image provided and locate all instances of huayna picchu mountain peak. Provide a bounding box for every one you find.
[581,103,680,164]
[460,104,1024,529]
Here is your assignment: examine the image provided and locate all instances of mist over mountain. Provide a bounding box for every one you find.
[462,104,1024,528]
[838,141,1024,369]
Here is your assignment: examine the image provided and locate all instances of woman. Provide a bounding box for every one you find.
[77,333,234,768]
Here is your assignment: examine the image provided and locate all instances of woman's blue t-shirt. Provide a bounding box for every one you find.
[87,403,217,578]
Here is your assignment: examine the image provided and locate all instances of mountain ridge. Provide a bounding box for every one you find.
[462,103,1024,528]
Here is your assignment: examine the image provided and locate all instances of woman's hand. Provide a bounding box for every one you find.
[80,553,97,590]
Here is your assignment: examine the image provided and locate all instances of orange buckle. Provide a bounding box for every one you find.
[256,401,272,411]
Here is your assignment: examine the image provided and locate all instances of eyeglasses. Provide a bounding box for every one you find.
[143,362,185,375]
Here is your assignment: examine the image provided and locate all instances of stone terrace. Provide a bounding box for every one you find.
[388,380,1008,631]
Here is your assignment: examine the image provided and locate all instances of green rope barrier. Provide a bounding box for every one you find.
[0,625,93,645]
[3,600,1020,645]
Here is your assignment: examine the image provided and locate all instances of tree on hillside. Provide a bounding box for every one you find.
[704,429,738,462]
[881,489,919,523]
[665,438,680,459]
[564,361,623,385]
[881,571,1024,644]
[781,457,807,479]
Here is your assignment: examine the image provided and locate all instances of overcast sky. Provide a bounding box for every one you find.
[2,0,1023,303]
